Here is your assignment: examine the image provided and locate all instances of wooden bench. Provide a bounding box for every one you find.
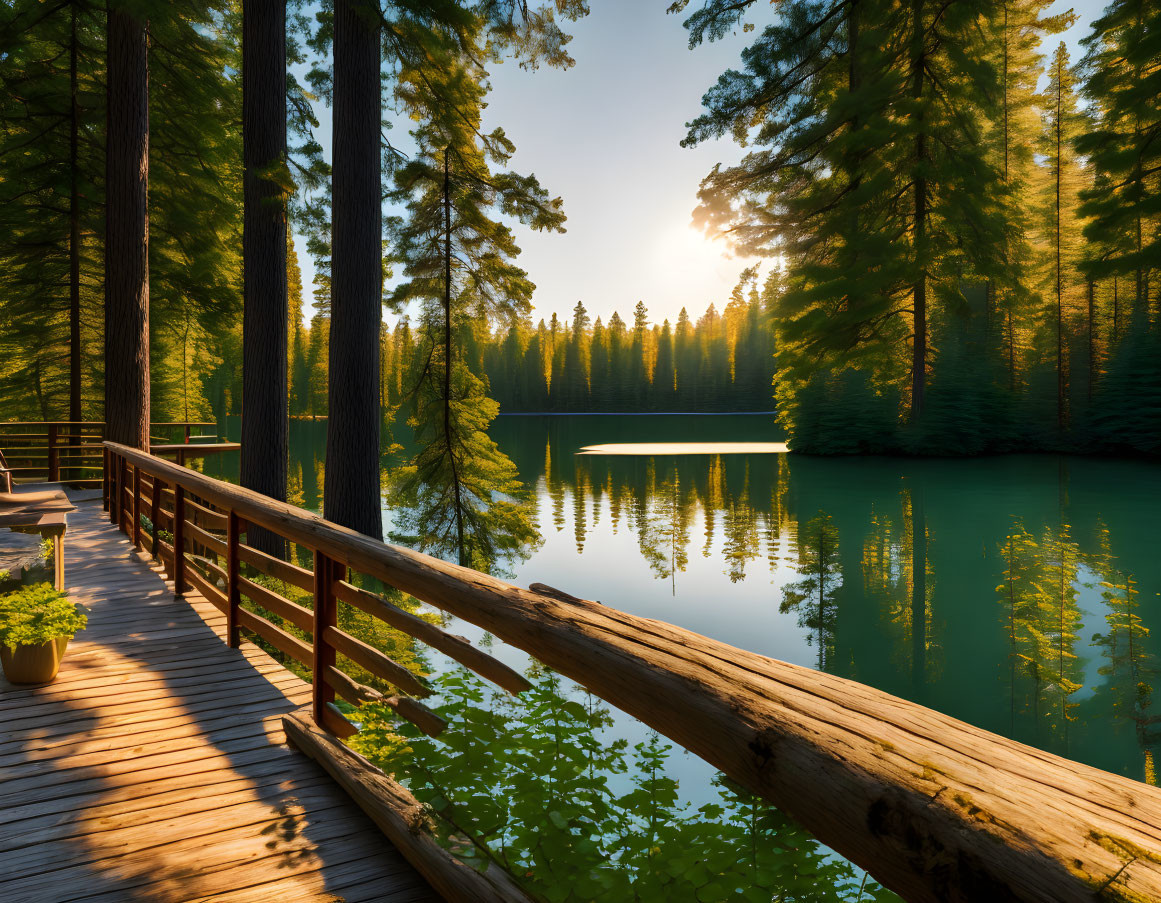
[0,450,75,590]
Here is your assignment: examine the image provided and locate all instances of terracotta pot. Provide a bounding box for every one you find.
[1,636,70,684]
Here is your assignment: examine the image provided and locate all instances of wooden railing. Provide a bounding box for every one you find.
[103,441,527,743]
[101,442,1161,903]
[0,421,224,486]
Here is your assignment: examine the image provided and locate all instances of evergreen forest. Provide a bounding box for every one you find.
[4,1,1159,457]
[4,1,1161,899]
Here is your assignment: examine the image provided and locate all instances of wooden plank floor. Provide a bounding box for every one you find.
[0,497,441,903]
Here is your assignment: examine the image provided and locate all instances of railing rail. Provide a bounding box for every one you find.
[101,441,1161,903]
[0,421,227,486]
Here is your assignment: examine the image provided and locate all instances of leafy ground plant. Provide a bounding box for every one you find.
[353,667,897,902]
[0,583,87,647]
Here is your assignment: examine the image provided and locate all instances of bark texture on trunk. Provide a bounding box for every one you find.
[69,2,82,425]
[909,0,926,424]
[325,0,382,539]
[104,6,150,450]
[241,0,289,556]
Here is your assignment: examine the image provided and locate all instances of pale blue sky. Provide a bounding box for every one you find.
[295,0,1104,327]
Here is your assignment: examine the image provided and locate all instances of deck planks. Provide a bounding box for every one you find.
[0,498,440,903]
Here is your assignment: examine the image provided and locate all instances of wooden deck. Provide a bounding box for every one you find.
[0,496,440,903]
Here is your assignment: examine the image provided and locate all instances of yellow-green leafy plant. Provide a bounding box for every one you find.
[0,584,87,648]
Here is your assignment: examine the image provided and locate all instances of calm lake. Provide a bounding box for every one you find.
[208,413,1161,891]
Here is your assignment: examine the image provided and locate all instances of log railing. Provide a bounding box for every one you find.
[0,421,225,486]
[102,442,1161,903]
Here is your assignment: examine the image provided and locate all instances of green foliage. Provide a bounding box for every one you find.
[0,584,87,648]
[354,667,896,902]
[389,364,541,574]
[0,0,244,423]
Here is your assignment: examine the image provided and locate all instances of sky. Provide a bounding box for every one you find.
[295,0,1106,328]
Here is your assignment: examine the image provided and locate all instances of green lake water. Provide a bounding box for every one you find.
[205,413,1161,894]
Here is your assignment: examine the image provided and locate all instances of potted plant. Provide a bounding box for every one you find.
[0,582,87,684]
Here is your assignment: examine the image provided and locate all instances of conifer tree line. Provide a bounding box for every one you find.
[476,281,776,413]
[675,0,1161,454]
[300,278,775,418]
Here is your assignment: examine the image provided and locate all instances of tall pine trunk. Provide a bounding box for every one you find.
[909,0,927,424]
[1086,280,1095,403]
[845,0,860,274]
[1053,69,1065,432]
[325,0,382,539]
[104,6,150,450]
[1000,1,1015,391]
[69,3,82,426]
[241,0,289,556]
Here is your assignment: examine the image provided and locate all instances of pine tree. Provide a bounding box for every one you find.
[1078,0,1161,325]
[1036,43,1086,434]
[104,0,150,448]
[325,0,383,539]
[653,320,676,411]
[240,0,291,550]
[384,4,575,568]
[987,0,1072,391]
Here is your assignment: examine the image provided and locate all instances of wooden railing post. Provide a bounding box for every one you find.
[226,511,241,648]
[102,447,110,512]
[48,424,59,482]
[150,475,161,557]
[107,451,117,525]
[312,551,337,727]
[173,484,187,595]
[132,465,142,549]
[120,457,128,533]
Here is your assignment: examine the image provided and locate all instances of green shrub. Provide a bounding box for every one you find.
[0,583,87,647]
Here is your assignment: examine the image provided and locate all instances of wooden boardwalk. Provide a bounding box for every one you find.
[0,497,440,903]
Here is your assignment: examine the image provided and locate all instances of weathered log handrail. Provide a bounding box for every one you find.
[101,442,1161,902]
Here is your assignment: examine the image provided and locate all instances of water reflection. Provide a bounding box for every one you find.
[487,416,1161,785]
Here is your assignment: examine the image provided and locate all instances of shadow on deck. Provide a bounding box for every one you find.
[0,496,440,903]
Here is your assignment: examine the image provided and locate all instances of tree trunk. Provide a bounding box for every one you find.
[69,2,82,427]
[241,0,289,556]
[1054,76,1065,432]
[104,5,150,450]
[325,0,382,539]
[1112,276,1119,344]
[1086,279,1095,403]
[444,147,465,563]
[909,0,926,424]
[843,0,860,319]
